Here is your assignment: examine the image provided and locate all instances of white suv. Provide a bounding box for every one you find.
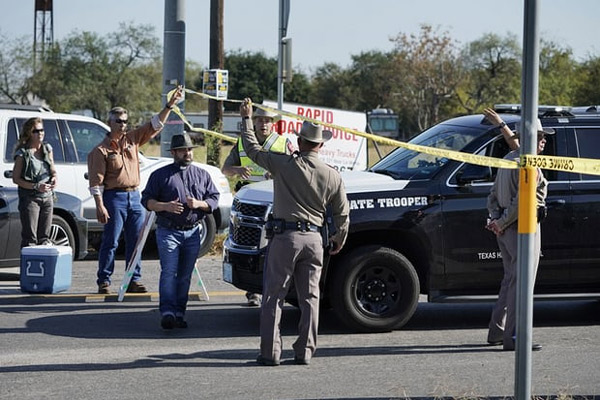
[0,104,233,257]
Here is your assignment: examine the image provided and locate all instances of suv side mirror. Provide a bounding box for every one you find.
[4,170,13,179]
[455,164,493,185]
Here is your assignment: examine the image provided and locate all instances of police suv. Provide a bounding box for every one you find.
[223,105,600,332]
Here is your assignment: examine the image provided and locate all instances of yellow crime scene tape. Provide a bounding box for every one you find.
[520,154,600,176]
[167,88,237,144]
[167,88,600,176]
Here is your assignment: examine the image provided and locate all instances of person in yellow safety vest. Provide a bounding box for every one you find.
[222,106,294,307]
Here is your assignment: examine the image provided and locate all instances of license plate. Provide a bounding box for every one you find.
[223,262,233,283]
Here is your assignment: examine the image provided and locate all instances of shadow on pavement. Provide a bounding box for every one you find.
[0,299,598,341]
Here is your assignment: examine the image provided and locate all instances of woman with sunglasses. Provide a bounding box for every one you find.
[12,117,57,248]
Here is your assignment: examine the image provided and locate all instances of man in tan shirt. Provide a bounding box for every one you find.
[87,86,184,294]
[240,98,349,366]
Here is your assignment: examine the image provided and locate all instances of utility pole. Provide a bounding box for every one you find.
[205,0,224,167]
[208,0,224,132]
[161,0,186,157]
[277,0,291,110]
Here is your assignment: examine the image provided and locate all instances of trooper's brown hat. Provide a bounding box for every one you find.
[295,121,333,143]
[513,118,556,138]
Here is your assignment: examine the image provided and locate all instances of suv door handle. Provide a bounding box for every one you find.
[4,170,13,179]
[84,172,88,180]
[547,199,566,209]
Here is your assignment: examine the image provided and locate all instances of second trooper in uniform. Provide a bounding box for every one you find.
[486,118,554,351]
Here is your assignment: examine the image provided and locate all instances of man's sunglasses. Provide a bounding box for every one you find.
[115,119,128,124]
[32,129,45,133]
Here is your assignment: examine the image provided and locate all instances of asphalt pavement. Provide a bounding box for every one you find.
[1,252,600,398]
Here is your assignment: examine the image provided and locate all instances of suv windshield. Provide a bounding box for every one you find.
[371,123,485,180]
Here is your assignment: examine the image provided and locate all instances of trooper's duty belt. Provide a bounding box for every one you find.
[266,218,322,235]
[283,221,321,233]
[537,206,547,223]
[500,206,548,223]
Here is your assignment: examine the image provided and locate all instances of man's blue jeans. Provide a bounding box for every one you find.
[156,225,201,317]
[97,190,145,285]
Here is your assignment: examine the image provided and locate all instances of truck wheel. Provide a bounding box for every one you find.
[198,214,216,258]
[330,245,419,332]
[49,215,76,257]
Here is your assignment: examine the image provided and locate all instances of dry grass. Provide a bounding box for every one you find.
[207,232,226,257]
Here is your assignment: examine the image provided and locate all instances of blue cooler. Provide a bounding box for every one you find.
[20,245,72,294]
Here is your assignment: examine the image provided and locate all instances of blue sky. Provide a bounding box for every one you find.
[1,0,598,74]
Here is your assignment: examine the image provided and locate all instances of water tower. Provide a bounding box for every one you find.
[33,0,54,70]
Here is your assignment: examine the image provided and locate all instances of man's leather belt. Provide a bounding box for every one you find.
[284,221,321,233]
[159,222,199,231]
[106,187,137,192]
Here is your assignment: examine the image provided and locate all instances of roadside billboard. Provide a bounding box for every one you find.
[263,100,368,171]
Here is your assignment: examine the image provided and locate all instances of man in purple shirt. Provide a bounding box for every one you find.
[142,133,220,329]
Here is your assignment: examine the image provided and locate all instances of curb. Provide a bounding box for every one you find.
[0,290,245,304]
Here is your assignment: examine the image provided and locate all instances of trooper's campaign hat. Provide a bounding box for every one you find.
[513,118,555,137]
[295,121,333,143]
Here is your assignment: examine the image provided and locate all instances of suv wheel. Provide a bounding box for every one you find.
[330,245,419,332]
[50,214,76,257]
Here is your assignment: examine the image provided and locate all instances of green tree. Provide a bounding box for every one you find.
[573,55,600,105]
[284,69,311,105]
[28,22,161,120]
[308,62,355,109]
[539,40,577,105]
[222,49,310,109]
[348,51,398,112]
[390,24,463,133]
[457,33,521,114]
[223,50,277,110]
[0,32,34,104]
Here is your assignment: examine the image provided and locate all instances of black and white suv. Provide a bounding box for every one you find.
[223,105,600,332]
[0,104,233,259]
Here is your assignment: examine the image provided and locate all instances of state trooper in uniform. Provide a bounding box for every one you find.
[239,98,350,366]
[486,118,554,351]
[222,107,293,307]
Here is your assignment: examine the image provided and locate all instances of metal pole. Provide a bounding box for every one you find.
[161,0,186,157]
[277,0,285,110]
[208,0,224,133]
[515,0,540,398]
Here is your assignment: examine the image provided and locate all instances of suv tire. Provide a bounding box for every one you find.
[50,214,76,257]
[331,245,420,332]
[198,214,216,258]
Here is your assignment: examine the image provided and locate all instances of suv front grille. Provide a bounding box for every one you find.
[232,225,263,246]
[230,199,269,248]
[233,198,268,217]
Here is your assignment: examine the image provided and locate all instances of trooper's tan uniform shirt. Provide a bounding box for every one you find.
[241,117,349,363]
[241,118,349,245]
